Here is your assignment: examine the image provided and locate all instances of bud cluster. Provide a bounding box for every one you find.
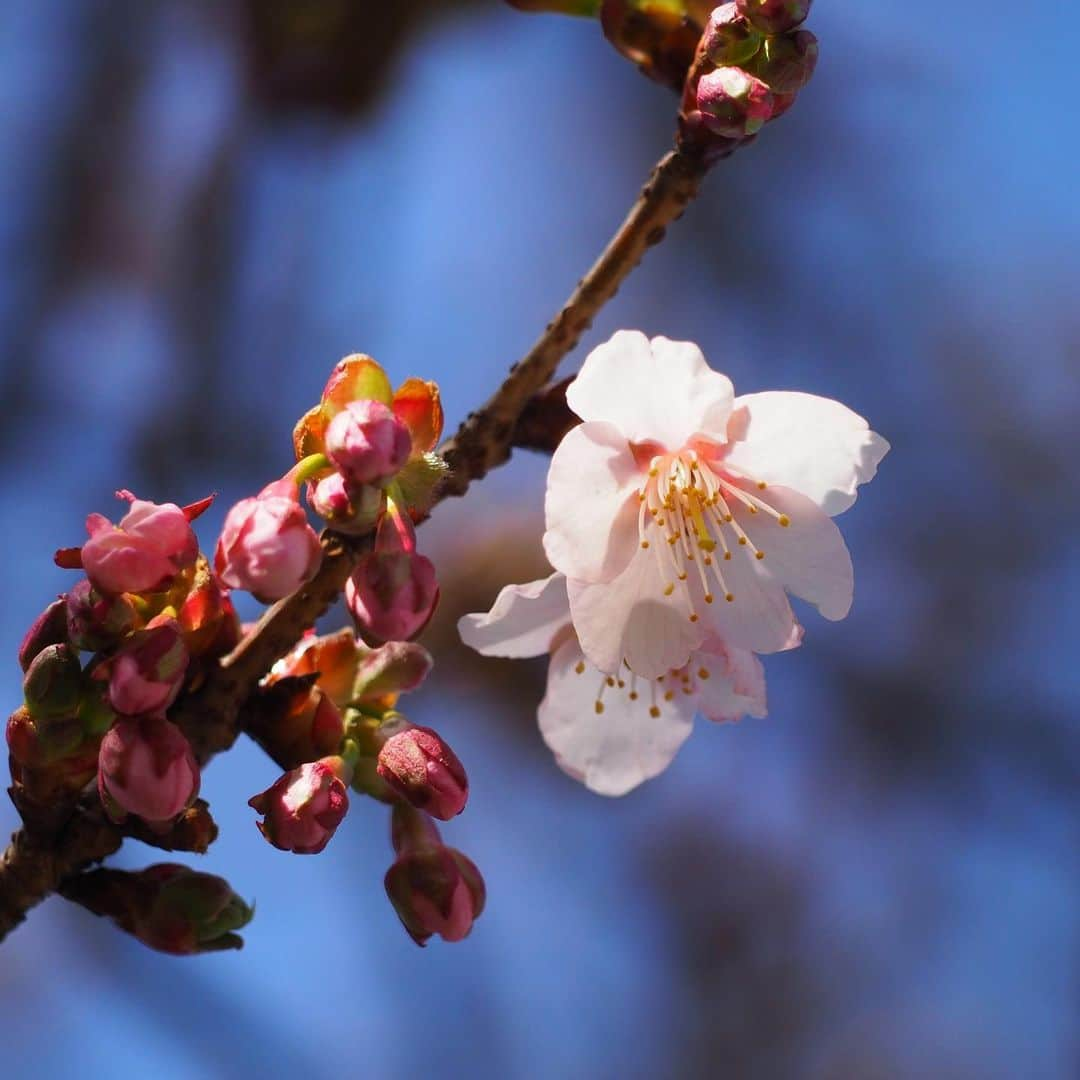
[680,2,818,158]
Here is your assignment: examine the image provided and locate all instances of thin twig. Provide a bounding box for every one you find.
[0,145,711,943]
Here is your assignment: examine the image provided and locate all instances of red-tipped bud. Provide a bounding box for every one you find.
[98,716,200,826]
[66,579,139,652]
[23,644,82,720]
[307,472,383,535]
[696,66,774,138]
[248,757,350,855]
[750,29,817,93]
[377,726,468,820]
[735,0,811,35]
[702,3,762,65]
[18,598,70,672]
[384,808,486,946]
[64,864,253,955]
[80,492,198,596]
[214,478,321,602]
[346,552,438,644]
[6,705,84,767]
[325,400,412,488]
[104,622,189,716]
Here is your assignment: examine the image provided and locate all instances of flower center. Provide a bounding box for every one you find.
[636,449,790,622]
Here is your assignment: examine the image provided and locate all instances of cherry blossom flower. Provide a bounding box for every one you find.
[542,330,888,678]
[459,571,782,796]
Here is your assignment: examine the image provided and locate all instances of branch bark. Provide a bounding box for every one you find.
[0,145,711,943]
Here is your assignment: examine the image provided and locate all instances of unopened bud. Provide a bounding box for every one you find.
[6,705,84,767]
[23,644,82,719]
[377,726,468,820]
[750,29,817,94]
[214,478,322,602]
[98,716,200,826]
[18,598,70,672]
[308,472,383,535]
[324,400,412,488]
[384,808,486,947]
[80,493,198,596]
[352,640,433,709]
[105,621,189,716]
[702,3,762,66]
[696,66,774,138]
[735,0,811,35]
[66,579,139,652]
[248,757,350,855]
[63,864,253,955]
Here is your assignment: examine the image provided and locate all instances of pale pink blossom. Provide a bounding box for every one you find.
[542,331,888,678]
[459,572,782,796]
[214,478,322,602]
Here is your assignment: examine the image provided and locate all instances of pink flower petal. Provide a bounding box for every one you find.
[543,421,642,584]
[457,572,571,659]
[566,331,735,449]
[723,391,889,515]
[539,636,696,796]
[567,547,704,679]
[693,638,768,721]
[735,484,854,621]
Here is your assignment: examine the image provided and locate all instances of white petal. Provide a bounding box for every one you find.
[539,636,696,796]
[543,421,642,584]
[566,331,735,449]
[567,546,704,680]
[691,541,800,654]
[724,391,889,515]
[737,485,854,621]
[457,572,570,659]
[693,638,768,721]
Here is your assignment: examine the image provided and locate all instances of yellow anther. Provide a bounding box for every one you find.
[605,676,615,687]
[724,552,732,561]
[689,614,699,623]
[649,706,661,718]
[704,593,714,604]
[648,467,659,478]
[757,481,767,490]
[703,555,713,565]
[629,691,639,701]
[738,537,748,546]
[641,540,650,549]
[755,550,765,560]
[594,701,604,714]
[664,691,675,702]
[698,668,710,680]
[617,679,625,688]
[725,592,735,602]
[779,514,790,527]
[574,661,585,675]
[663,583,674,596]
[678,572,688,581]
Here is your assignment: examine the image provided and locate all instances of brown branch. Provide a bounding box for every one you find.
[0,144,712,943]
[439,146,710,496]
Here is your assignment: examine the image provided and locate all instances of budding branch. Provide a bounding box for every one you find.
[0,145,711,943]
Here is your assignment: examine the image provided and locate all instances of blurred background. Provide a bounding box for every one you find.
[0,1,1077,1077]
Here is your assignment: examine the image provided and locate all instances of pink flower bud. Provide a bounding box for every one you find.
[735,0,811,35]
[346,552,438,644]
[81,492,198,596]
[105,621,189,716]
[307,471,383,535]
[325,399,412,487]
[98,716,200,826]
[18,598,69,672]
[696,66,774,138]
[248,757,350,855]
[214,478,322,602]
[377,726,468,820]
[66,580,139,652]
[702,3,762,66]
